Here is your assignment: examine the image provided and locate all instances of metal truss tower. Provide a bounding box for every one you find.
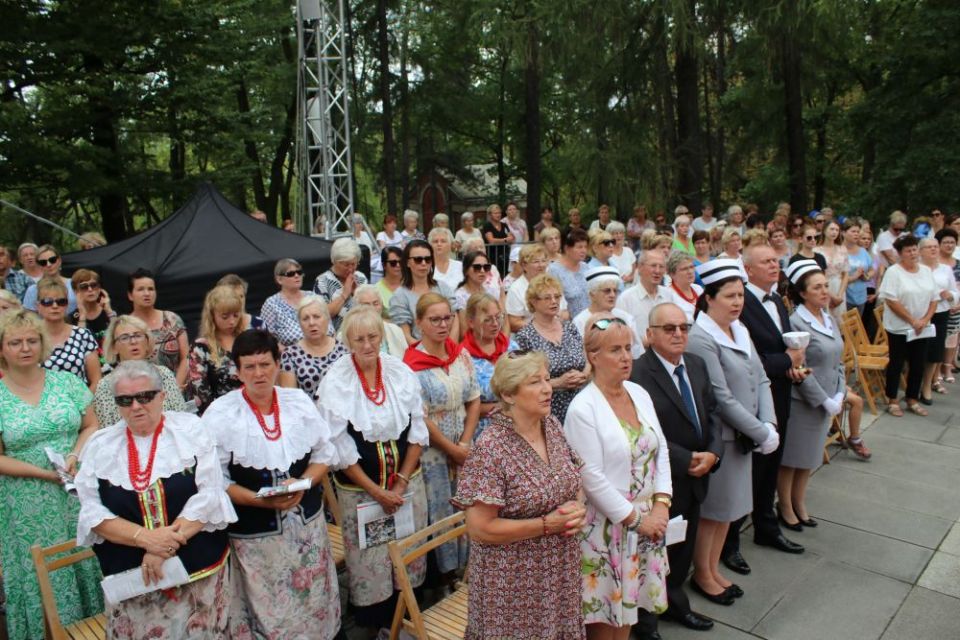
[296,0,354,238]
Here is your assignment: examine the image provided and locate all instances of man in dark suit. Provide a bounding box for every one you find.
[632,302,723,638]
[721,244,805,575]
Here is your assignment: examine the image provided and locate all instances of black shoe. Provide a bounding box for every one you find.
[635,631,663,640]
[663,611,714,631]
[798,516,818,528]
[723,584,744,598]
[776,506,803,532]
[919,396,933,406]
[755,533,805,554]
[721,551,751,575]
[690,580,736,606]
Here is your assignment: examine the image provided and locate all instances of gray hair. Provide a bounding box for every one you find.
[274,258,302,278]
[726,205,743,219]
[432,213,449,227]
[674,214,691,227]
[463,237,486,253]
[353,283,380,302]
[648,302,685,327]
[890,210,908,226]
[666,250,694,274]
[606,220,626,235]
[331,237,361,263]
[919,237,939,249]
[428,227,454,243]
[460,211,474,222]
[17,242,38,258]
[110,360,163,396]
[674,205,689,216]
[296,294,329,320]
[403,209,419,223]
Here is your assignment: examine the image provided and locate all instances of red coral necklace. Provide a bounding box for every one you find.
[242,387,282,441]
[126,418,165,492]
[352,355,386,405]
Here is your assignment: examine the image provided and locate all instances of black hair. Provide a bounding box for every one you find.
[935,228,959,243]
[458,251,490,289]
[400,239,436,289]
[127,268,156,293]
[787,269,824,306]
[562,227,589,249]
[693,274,744,319]
[893,234,919,253]
[380,244,403,266]
[231,329,280,365]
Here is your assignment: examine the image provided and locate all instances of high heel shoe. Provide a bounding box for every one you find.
[797,516,818,528]
[691,580,735,606]
[777,506,803,532]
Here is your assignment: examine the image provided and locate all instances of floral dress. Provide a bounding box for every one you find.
[412,348,480,574]
[43,326,99,385]
[452,412,584,640]
[186,339,242,415]
[0,371,103,640]
[150,310,187,376]
[514,320,587,423]
[815,246,849,324]
[581,420,669,626]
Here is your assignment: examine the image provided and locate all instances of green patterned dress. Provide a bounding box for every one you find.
[0,370,103,640]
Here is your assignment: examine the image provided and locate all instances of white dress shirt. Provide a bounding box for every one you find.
[746,281,782,332]
[652,350,701,426]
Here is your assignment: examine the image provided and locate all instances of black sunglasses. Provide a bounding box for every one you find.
[77,281,100,291]
[410,255,433,265]
[600,239,615,247]
[114,389,162,407]
[37,256,59,266]
[281,269,304,277]
[384,259,401,267]
[38,297,69,307]
[470,263,493,272]
[507,349,532,359]
[650,323,692,334]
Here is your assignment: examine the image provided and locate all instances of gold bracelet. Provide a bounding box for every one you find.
[132,528,144,546]
[395,472,410,484]
[654,495,673,508]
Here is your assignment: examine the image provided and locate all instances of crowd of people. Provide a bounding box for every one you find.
[0,200,956,640]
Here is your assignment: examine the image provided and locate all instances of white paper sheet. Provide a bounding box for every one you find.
[356,492,415,550]
[254,477,312,499]
[906,325,936,342]
[44,447,77,496]
[666,515,688,546]
[101,556,190,605]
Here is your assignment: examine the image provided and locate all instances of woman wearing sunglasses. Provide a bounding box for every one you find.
[76,360,236,638]
[70,269,115,352]
[36,277,102,390]
[375,245,404,317]
[564,312,672,638]
[404,292,480,582]
[0,310,102,640]
[587,229,618,270]
[260,258,309,346]
[789,224,827,271]
[22,244,77,315]
[127,268,189,389]
[94,315,187,428]
[456,251,505,334]
[203,330,342,639]
[389,239,460,344]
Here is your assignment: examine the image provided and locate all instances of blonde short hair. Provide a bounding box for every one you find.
[415,292,450,321]
[0,289,22,310]
[490,350,548,410]
[0,309,52,368]
[340,306,385,350]
[539,226,561,242]
[721,227,742,246]
[103,315,155,363]
[742,228,769,248]
[297,294,330,321]
[519,243,547,265]
[36,276,67,298]
[582,312,633,365]
[525,273,562,313]
[199,287,245,366]
[589,230,613,255]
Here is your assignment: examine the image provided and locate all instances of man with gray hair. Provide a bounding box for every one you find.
[616,250,670,347]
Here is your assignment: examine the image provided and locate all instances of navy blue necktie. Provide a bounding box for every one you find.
[674,364,702,438]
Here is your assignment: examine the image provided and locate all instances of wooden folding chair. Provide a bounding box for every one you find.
[823,410,848,464]
[873,303,888,346]
[389,511,469,640]
[840,322,887,415]
[842,309,887,358]
[320,473,346,570]
[30,540,106,640]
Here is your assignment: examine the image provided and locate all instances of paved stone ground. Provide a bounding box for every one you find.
[658,388,960,640]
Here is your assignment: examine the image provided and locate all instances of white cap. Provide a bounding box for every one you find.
[585,266,621,289]
[509,245,522,264]
[785,259,822,285]
[696,258,744,286]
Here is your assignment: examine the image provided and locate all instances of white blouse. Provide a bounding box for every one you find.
[315,353,430,467]
[201,387,339,482]
[75,411,237,546]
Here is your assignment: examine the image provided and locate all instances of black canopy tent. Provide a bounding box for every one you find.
[61,183,344,335]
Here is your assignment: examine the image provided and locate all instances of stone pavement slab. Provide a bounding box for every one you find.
[917,550,960,600]
[813,463,960,519]
[880,587,960,640]
[870,417,947,443]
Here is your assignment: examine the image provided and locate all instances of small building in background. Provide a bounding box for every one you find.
[416,164,527,230]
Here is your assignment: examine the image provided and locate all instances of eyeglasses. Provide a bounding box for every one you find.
[650,323,692,334]
[77,281,100,291]
[425,314,455,327]
[481,313,505,325]
[410,255,433,265]
[38,297,69,307]
[804,235,818,241]
[597,287,618,295]
[537,293,563,302]
[281,269,303,277]
[525,259,547,266]
[115,332,147,344]
[114,389,162,407]
[384,259,401,267]
[470,263,493,272]
[600,239,615,247]
[37,256,59,267]
[590,317,628,331]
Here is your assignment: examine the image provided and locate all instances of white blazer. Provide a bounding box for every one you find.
[564,381,672,523]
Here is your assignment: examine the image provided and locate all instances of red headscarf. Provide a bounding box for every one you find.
[403,338,463,372]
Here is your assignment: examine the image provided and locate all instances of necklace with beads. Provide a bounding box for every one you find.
[352,354,386,405]
[242,387,282,440]
[126,418,164,492]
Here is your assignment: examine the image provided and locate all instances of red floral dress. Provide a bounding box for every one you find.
[453,411,585,639]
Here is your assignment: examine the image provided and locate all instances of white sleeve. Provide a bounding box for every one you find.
[563,402,633,523]
[75,460,120,546]
[178,441,238,531]
[505,286,526,317]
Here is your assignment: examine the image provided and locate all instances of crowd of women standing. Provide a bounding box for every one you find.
[0,202,955,639]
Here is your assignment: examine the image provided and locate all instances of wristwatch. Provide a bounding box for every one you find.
[654,495,672,508]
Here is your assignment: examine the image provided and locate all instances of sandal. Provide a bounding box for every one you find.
[886,402,904,417]
[906,402,929,416]
[945,375,956,384]
[933,381,948,395]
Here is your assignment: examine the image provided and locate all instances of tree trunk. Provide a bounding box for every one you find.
[236,77,268,221]
[495,51,508,203]
[674,0,702,211]
[653,10,677,208]
[524,18,541,229]
[781,21,807,214]
[84,55,127,241]
[376,0,397,217]
[399,10,411,211]
[712,21,728,209]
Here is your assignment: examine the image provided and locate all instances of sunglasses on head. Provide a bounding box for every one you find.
[650,322,692,334]
[590,317,628,331]
[37,256,59,267]
[281,269,303,278]
[506,349,532,360]
[77,281,100,291]
[384,259,401,267]
[38,297,69,307]
[114,389,162,407]
[410,255,433,265]
[470,262,493,272]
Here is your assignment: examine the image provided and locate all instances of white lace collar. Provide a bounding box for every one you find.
[696,312,753,356]
[796,304,835,337]
[316,352,426,444]
[201,387,336,471]
[78,412,213,490]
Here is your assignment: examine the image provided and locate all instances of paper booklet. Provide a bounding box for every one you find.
[254,477,312,499]
[44,447,77,496]
[666,515,688,546]
[356,492,416,550]
[101,556,190,605]
[906,325,936,342]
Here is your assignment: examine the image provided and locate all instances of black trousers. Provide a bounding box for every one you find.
[885,331,930,400]
[634,491,701,633]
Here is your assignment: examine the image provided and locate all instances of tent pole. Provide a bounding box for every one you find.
[0,199,84,241]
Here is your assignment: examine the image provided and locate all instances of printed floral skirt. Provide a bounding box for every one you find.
[229,514,341,639]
